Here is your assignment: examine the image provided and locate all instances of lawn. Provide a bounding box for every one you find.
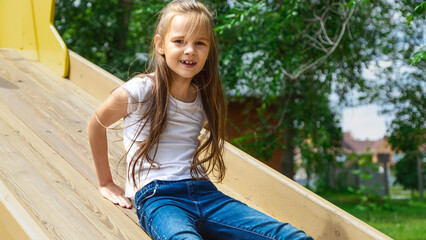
[320,191,426,240]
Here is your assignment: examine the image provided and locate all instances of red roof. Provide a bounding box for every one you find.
[342,132,383,154]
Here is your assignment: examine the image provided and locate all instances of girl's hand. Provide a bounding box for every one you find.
[99,182,132,209]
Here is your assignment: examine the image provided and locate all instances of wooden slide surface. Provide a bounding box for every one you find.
[0,49,149,239]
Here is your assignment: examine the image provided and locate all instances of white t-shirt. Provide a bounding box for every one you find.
[118,77,206,197]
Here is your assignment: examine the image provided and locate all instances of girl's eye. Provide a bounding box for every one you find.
[196,41,206,46]
[174,40,184,44]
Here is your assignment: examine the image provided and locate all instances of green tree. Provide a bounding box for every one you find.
[388,118,425,199]
[54,0,164,80]
[213,0,397,179]
[394,152,425,197]
[405,1,425,65]
[373,1,426,199]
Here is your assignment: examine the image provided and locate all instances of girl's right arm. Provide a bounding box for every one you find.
[88,88,132,208]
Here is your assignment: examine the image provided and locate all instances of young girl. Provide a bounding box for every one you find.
[88,1,313,239]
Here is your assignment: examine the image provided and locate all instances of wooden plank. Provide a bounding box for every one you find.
[221,143,391,240]
[4,49,125,156]
[69,50,123,101]
[0,63,98,185]
[0,103,149,239]
[0,52,127,187]
[0,49,140,223]
[0,49,100,113]
[0,120,105,239]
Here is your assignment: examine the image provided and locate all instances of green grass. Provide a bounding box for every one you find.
[320,191,426,240]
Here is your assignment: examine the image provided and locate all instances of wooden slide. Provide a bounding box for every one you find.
[0,0,392,239]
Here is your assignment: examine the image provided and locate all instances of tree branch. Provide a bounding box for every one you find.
[283,6,355,80]
[304,34,328,53]
[319,16,334,45]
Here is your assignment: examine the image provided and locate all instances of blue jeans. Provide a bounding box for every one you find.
[135,179,313,240]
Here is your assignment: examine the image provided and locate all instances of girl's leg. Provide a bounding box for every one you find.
[198,183,313,240]
[135,180,203,240]
[135,179,313,239]
[139,201,203,240]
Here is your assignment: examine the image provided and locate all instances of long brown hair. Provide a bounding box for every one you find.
[128,0,227,187]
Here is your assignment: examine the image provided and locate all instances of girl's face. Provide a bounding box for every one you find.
[157,15,210,83]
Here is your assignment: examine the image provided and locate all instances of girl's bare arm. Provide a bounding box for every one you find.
[88,88,132,208]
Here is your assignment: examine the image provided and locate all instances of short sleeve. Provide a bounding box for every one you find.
[116,76,153,114]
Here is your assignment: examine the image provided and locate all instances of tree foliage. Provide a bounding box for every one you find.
[54,0,165,80]
[395,153,425,192]
[405,1,425,65]
[211,0,402,178]
[373,0,425,197]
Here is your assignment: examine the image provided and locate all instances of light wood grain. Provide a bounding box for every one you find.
[0,121,106,239]
[69,50,123,101]
[0,52,127,186]
[0,49,149,239]
[0,103,148,239]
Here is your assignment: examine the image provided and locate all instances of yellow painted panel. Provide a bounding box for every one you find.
[0,0,69,77]
[0,181,49,240]
[0,0,38,60]
[32,0,69,77]
[0,203,31,240]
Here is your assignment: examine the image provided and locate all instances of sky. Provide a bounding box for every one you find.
[330,63,393,141]
[338,59,394,141]
[341,104,389,141]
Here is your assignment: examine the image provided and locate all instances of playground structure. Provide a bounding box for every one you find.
[0,0,392,239]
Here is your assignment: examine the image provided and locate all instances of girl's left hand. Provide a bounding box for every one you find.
[99,182,132,209]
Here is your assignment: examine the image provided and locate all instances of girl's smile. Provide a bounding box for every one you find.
[180,59,196,67]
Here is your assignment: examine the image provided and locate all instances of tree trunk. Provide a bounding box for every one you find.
[417,154,424,200]
[378,154,390,195]
[109,0,133,60]
[329,163,336,189]
[355,163,360,189]
[306,165,311,188]
[281,129,295,179]
[384,160,390,195]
